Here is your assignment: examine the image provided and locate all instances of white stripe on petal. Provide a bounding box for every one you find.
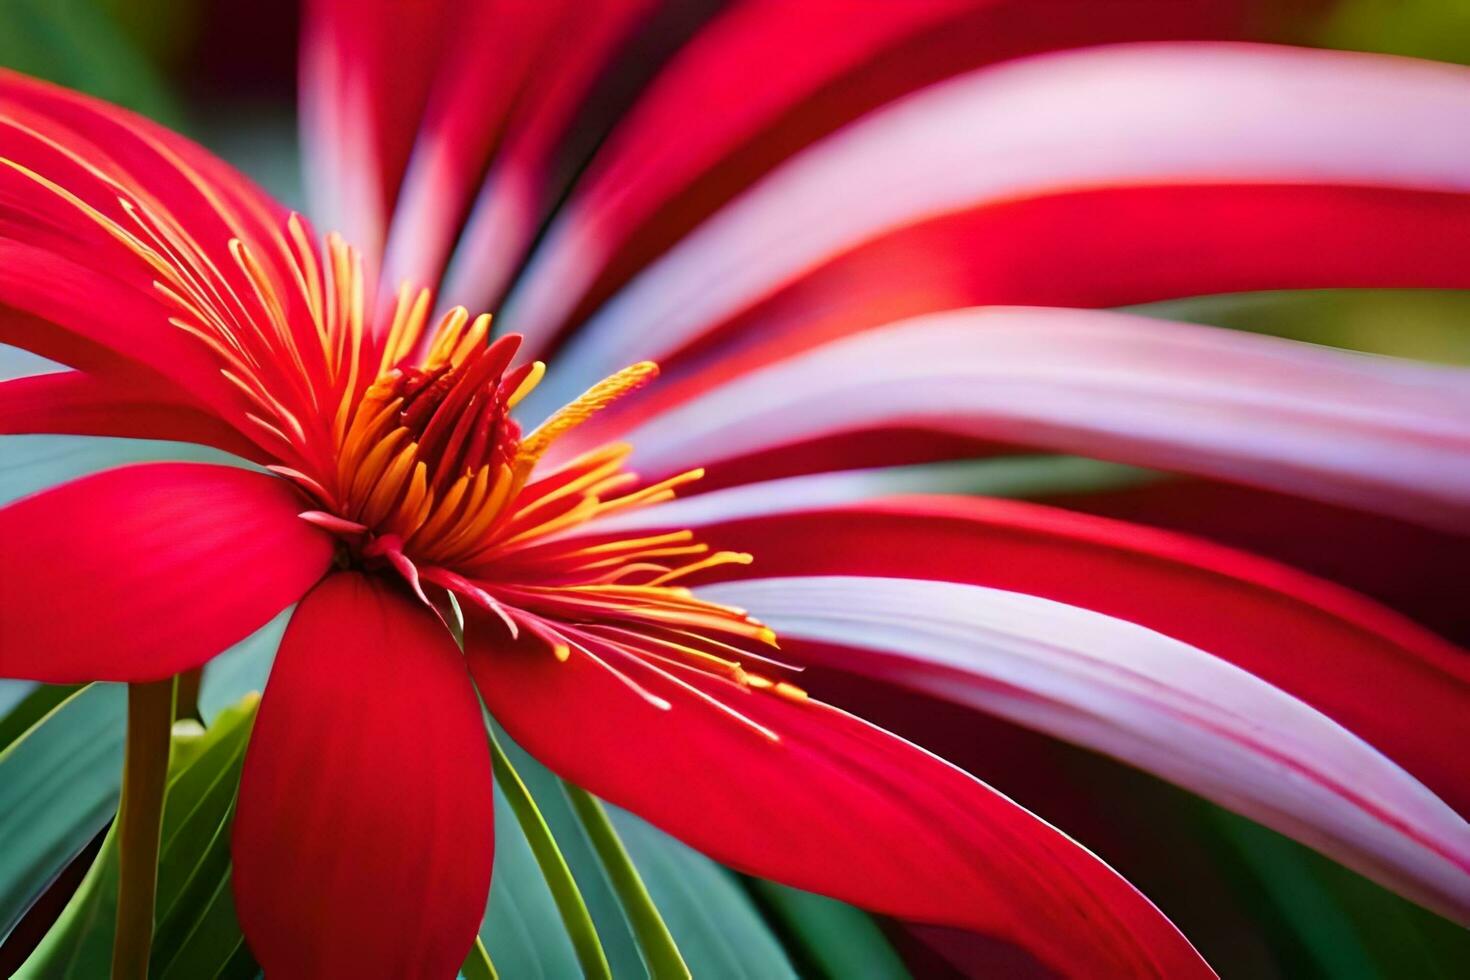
[700,575,1470,923]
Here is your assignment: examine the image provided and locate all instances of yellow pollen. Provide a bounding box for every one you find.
[0,151,795,721]
[518,361,659,463]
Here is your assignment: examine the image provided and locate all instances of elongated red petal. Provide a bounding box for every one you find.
[502,0,1310,354]
[299,0,461,269]
[438,0,658,310]
[603,307,1470,532]
[650,183,1470,391]
[0,463,331,682]
[526,43,1470,402]
[0,69,320,453]
[699,575,1470,924]
[466,623,1213,978]
[0,369,267,458]
[233,573,494,980]
[602,493,1470,810]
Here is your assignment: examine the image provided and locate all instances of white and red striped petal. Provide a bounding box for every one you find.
[595,307,1470,531]
[698,574,1470,924]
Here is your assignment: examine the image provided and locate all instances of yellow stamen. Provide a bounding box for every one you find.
[518,361,658,463]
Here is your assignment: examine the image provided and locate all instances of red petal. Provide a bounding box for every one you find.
[0,370,268,458]
[656,183,1470,389]
[607,307,1470,532]
[438,0,659,310]
[466,624,1213,978]
[1047,477,1470,641]
[503,0,1303,353]
[299,0,461,268]
[0,69,318,444]
[233,573,495,979]
[595,492,1470,814]
[0,463,331,682]
[698,574,1470,924]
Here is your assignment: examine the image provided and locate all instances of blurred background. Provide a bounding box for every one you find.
[1,1,1468,976]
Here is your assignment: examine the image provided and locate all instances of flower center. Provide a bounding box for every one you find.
[5,155,803,724]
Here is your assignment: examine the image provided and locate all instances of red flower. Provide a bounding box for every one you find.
[3,1,1469,977]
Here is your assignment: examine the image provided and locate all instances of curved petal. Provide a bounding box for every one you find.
[438,0,661,310]
[598,490,1470,813]
[467,621,1213,978]
[0,463,332,682]
[299,0,461,267]
[528,42,1470,402]
[233,572,495,980]
[381,0,661,313]
[0,369,268,458]
[645,183,1470,393]
[605,307,1470,532]
[501,1,1315,356]
[0,70,317,455]
[697,576,1470,925]
[1044,476,1470,642]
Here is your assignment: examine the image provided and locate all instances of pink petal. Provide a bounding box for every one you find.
[528,43,1470,400]
[438,0,659,311]
[298,0,459,269]
[606,307,1470,532]
[381,1,658,313]
[466,621,1213,978]
[233,572,495,979]
[698,575,1470,924]
[502,1,1304,356]
[0,463,332,682]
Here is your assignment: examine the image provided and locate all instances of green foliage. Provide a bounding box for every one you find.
[746,880,910,980]
[1320,0,1470,65]
[15,694,258,978]
[1136,289,1470,366]
[0,684,125,941]
[0,0,182,125]
[564,785,690,980]
[1205,805,1470,980]
[485,724,609,979]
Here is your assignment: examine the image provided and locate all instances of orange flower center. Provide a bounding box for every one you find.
[6,149,803,722]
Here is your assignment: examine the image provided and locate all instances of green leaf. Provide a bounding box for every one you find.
[0,684,126,940]
[745,880,908,980]
[485,725,610,980]
[0,0,184,125]
[16,818,121,978]
[1206,805,1470,979]
[459,936,498,980]
[148,699,258,977]
[0,683,81,754]
[488,727,646,977]
[485,723,800,978]
[604,809,799,980]
[1132,289,1470,366]
[564,786,689,980]
[1318,0,1470,66]
[197,610,289,724]
[479,785,584,979]
[153,868,249,980]
[15,694,260,978]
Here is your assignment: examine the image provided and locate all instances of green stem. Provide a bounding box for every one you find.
[175,667,202,722]
[112,678,175,980]
[563,784,690,980]
[460,936,499,980]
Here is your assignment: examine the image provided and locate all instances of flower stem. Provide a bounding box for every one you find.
[111,678,175,980]
[175,666,202,722]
